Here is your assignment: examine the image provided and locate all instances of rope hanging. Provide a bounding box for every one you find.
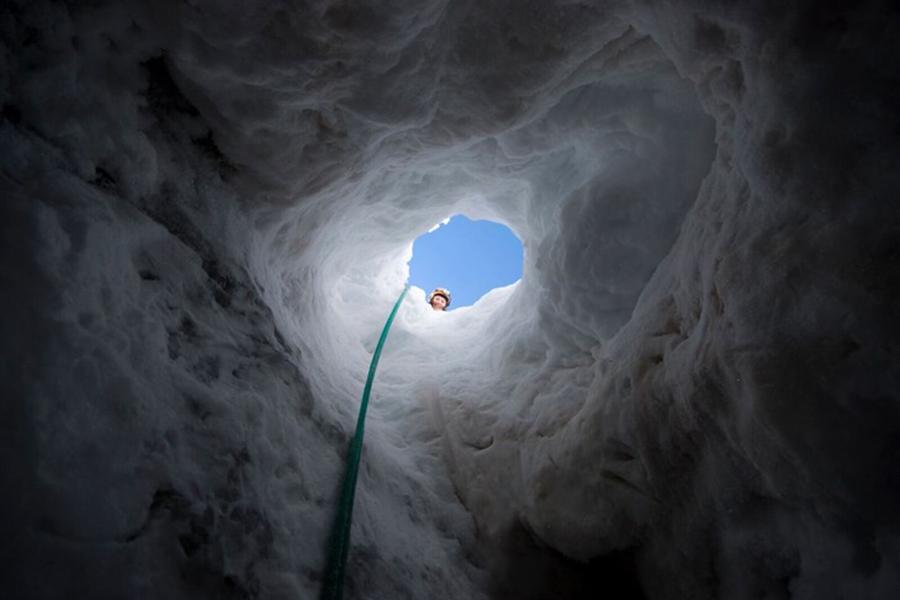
[321,284,410,600]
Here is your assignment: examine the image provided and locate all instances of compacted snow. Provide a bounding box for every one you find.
[2,1,899,598]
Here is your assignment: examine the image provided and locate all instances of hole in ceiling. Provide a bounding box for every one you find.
[407,215,523,309]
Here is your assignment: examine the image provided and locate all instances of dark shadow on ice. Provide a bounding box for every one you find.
[487,520,646,600]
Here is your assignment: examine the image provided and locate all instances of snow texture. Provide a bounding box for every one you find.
[2,1,899,599]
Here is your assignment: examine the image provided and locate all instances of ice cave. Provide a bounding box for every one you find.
[2,1,898,598]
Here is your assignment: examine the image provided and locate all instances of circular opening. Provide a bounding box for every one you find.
[408,215,524,310]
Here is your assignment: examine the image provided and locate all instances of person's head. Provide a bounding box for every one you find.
[428,288,451,311]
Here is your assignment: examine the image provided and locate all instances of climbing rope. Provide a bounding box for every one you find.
[321,284,410,600]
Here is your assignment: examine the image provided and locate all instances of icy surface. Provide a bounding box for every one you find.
[2,1,899,599]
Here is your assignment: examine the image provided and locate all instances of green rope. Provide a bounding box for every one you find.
[321,284,410,600]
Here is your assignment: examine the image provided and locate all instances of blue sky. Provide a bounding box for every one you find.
[408,215,523,309]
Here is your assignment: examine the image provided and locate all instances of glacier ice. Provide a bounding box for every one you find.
[2,1,898,599]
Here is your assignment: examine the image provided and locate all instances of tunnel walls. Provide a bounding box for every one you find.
[2,1,899,599]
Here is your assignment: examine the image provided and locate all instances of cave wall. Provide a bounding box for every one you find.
[2,1,898,599]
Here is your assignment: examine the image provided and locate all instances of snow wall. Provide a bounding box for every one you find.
[2,1,899,599]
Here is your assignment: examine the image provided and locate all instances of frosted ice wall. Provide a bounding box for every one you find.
[2,1,898,599]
